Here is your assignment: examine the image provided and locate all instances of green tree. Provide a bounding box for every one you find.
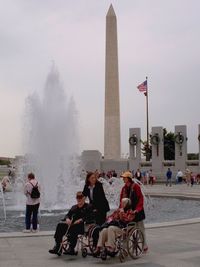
[141,128,175,160]
[0,159,11,166]
[188,153,199,160]
[141,140,152,159]
[163,128,175,160]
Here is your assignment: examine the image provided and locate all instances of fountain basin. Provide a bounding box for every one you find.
[1,196,200,233]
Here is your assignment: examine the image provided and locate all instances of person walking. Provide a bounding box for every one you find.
[83,172,110,225]
[145,171,150,185]
[23,173,40,233]
[149,169,154,186]
[176,170,183,184]
[190,172,195,187]
[166,168,172,187]
[185,168,191,186]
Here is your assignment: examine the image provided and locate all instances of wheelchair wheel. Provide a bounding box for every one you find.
[82,248,88,258]
[119,249,128,262]
[127,228,144,259]
[101,250,107,261]
[61,238,70,254]
[87,225,97,253]
[119,253,125,263]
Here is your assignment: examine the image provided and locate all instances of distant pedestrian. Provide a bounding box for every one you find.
[196,174,200,184]
[23,173,41,233]
[149,169,154,186]
[190,172,195,187]
[185,169,191,186]
[145,171,150,185]
[176,170,183,184]
[166,168,172,187]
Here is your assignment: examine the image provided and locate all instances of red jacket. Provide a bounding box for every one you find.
[120,182,144,213]
[107,208,135,224]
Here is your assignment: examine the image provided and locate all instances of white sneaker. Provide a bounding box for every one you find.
[31,230,38,233]
[23,229,31,233]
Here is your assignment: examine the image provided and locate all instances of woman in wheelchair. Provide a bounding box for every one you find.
[49,192,93,256]
[93,198,134,257]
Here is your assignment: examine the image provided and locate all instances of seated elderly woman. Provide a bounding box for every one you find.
[93,198,134,257]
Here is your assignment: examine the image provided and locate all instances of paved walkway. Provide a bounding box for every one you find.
[1,223,200,267]
[1,184,200,267]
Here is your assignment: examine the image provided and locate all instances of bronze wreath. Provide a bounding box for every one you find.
[174,133,184,144]
[150,134,160,145]
[129,135,138,146]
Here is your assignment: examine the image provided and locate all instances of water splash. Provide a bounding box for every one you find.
[0,184,6,221]
[15,65,80,209]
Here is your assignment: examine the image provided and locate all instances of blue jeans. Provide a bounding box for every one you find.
[25,203,40,230]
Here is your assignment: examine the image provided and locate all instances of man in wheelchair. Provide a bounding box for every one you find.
[93,198,135,257]
[49,191,93,256]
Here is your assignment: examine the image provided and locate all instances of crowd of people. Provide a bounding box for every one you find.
[80,168,156,186]
[165,168,200,187]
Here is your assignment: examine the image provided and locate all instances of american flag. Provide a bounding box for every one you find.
[137,80,147,94]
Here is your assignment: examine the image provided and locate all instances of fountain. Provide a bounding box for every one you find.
[14,65,81,210]
[1,66,199,233]
[0,183,6,221]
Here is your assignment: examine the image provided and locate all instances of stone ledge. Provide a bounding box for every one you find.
[1,217,200,238]
[148,192,200,200]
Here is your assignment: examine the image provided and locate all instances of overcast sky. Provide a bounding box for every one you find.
[0,0,200,157]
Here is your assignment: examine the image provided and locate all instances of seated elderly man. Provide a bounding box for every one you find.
[93,198,135,257]
[49,192,92,256]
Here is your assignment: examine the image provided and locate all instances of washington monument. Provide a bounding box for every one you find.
[104,4,121,159]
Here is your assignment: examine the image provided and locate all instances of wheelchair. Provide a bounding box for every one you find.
[99,222,144,262]
[57,221,98,257]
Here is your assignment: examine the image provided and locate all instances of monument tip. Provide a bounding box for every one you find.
[106,4,116,17]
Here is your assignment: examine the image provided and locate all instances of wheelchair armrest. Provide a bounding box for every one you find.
[127,222,136,227]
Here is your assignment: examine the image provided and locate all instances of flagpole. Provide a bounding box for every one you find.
[146,76,150,161]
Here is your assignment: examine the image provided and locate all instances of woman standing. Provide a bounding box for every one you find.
[23,173,40,233]
[120,171,148,252]
[83,172,110,225]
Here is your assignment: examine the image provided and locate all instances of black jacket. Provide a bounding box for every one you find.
[64,203,93,223]
[83,181,110,214]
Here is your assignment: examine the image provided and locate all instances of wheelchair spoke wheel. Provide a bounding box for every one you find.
[82,248,88,258]
[127,228,144,259]
[88,237,95,253]
[62,240,69,253]
[101,250,107,261]
[119,248,128,262]
[119,253,125,263]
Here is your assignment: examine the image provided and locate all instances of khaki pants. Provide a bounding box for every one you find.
[97,221,147,249]
[97,226,122,249]
[135,220,147,247]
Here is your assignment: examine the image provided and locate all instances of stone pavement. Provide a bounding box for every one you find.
[1,184,200,267]
[1,223,200,267]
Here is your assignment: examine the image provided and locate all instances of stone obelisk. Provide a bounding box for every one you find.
[104,4,121,159]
